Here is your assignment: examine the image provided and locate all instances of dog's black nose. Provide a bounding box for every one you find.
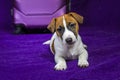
[66,38,73,44]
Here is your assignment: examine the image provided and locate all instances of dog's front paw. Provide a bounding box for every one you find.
[54,63,67,70]
[78,60,89,68]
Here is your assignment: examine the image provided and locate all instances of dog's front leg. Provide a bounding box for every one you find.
[54,54,67,70]
[78,49,89,67]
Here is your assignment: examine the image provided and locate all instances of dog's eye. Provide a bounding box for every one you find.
[57,26,65,35]
[57,27,62,32]
[69,23,76,28]
[57,26,64,32]
[68,23,76,30]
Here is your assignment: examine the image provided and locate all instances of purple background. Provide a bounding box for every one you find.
[0,0,120,80]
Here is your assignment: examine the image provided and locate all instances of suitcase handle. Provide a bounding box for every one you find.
[66,0,71,13]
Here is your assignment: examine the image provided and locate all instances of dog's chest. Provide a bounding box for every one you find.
[63,47,79,60]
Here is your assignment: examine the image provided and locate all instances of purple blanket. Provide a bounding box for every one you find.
[0,0,120,80]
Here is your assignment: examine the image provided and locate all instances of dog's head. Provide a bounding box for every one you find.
[48,12,84,45]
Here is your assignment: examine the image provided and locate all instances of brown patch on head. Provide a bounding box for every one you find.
[55,16,65,39]
[47,16,65,39]
[47,12,84,39]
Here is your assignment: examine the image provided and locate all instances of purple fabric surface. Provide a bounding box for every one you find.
[0,0,120,80]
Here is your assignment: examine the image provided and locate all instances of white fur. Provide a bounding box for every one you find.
[43,16,89,70]
[62,16,77,45]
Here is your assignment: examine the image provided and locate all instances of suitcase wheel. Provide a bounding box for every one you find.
[14,24,27,34]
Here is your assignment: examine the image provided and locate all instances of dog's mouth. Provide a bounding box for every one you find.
[67,41,76,45]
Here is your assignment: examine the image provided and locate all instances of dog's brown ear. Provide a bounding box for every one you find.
[69,12,84,24]
[47,18,56,33]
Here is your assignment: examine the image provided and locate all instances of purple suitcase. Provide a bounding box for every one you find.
[12,0,70,33]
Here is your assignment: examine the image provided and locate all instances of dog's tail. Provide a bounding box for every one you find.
[43,33,56,45]
[43,40,51,45]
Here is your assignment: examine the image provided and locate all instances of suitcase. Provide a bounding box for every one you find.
[11,0,70,33]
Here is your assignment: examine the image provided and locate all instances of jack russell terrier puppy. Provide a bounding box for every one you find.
[43,12,89,70]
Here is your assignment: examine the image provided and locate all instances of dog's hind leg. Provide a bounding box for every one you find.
[83,44,87,49]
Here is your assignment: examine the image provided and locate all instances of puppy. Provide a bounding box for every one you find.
[43,12,89,70]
